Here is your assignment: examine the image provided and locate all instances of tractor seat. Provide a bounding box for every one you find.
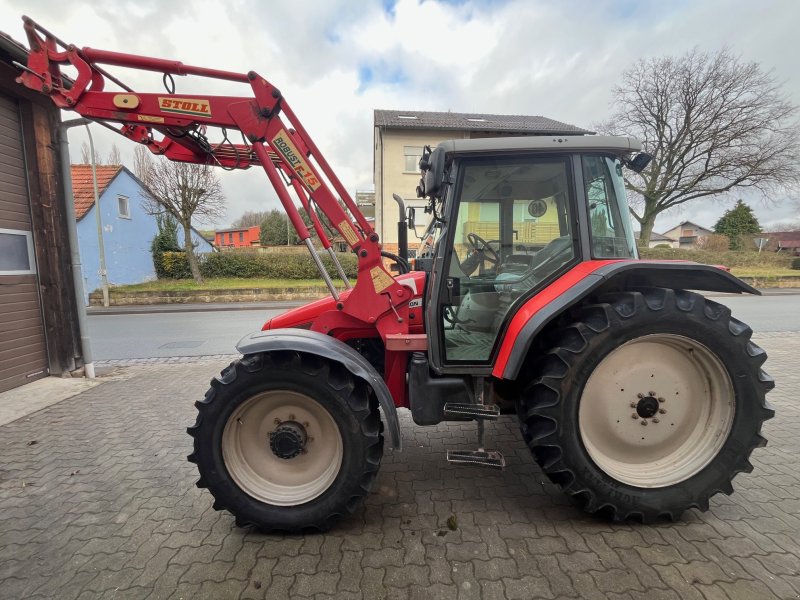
[445,327,496,361]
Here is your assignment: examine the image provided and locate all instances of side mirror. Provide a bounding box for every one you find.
[416,146,446,199]
[627,152,653,173]
[407,207,416,230]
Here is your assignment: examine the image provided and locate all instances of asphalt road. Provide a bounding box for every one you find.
[88,307,283,360]
[87,292,800,360]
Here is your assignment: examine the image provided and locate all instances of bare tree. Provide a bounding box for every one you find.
[765,220,800,232]
[134,145,225,282]
[232,210,272,228]
[598,48,800,244]
[81,142,93,165]
[106,144,122,166]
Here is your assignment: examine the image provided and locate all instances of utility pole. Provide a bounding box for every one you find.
[86,125,110,307]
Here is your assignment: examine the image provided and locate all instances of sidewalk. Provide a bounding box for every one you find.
[0,334,798,599]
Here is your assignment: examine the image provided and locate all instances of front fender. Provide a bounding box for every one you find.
[494,260,759,380]
[236,329,401,449]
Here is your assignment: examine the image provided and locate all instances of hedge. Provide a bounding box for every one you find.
[158,251,358,280]
[639,247,794,269]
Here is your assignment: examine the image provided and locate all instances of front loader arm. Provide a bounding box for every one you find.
[16,16,411,337]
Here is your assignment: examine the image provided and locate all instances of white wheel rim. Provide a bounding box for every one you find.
[578,334,735,488]
[222,390,343,506]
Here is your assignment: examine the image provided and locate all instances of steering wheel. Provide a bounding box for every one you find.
[466,232,500,266]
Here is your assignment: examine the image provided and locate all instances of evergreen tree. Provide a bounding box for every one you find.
[713,200,762,250]
[259,210,292,246]
[151,214,181,277]
[259,209,316,245]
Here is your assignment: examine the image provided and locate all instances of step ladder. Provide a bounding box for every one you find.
[443,378,506,469]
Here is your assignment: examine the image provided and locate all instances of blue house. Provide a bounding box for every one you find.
[72,164,213,302]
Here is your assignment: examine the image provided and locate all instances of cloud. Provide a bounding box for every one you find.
[3,0,798,230]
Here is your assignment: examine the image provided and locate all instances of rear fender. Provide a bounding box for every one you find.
[236,329,401,449]
[494,260,759,380]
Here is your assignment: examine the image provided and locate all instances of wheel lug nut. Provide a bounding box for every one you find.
[659,409,666,414]
[658,397,665,403]
[630,402,637,408]
[303,421,310,428]
[648,391,656,397]
[273,418,281,425]
[641,420,648,426]
[637,393,644,399]
[653,418,660,423]
[631,413,638,419]
[288,414,296,421]
[307,436,314,443]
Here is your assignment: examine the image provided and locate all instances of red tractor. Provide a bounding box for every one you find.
[17,17,773,532]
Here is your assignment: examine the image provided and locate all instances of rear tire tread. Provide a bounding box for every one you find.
[518,287,774,523]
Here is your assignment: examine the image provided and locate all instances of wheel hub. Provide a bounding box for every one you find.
[269,421,308,459]
[636,395,660,419]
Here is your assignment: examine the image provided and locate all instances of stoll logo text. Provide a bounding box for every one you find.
[158,97,212,118]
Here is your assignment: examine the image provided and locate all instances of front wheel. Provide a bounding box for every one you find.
[518,288,774,522]
[188,351,383,532]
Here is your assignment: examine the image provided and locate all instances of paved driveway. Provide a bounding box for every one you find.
[1,333,798,599]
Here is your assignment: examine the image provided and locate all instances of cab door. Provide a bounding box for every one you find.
[426,154,579,374]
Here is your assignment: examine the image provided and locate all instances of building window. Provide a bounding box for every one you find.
[239,231,244,243]
[118,195,130,219]
[228,233,233,244]
[0,229,36,275]
[404,146,424,173]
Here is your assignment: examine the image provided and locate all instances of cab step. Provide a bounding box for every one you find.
[443,403,500,420]
[446,449,505,469]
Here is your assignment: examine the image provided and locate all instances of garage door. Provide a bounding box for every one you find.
[0,92,48,392]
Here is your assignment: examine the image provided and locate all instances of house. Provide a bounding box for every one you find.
[215,226,261,248]
[0,32,84,392]
[748,232,800,255]
[635,231,677,249]
[660,221,714,249]
[373,109,591,254]
[72,164,213,300]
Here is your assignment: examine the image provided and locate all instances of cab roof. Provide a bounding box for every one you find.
[437,135,642,155]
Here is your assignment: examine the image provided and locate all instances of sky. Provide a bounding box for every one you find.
[2,0,799,233]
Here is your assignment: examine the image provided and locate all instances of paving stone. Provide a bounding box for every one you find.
[0,336,797,599]
[503,575,554,600]
[291,571,341,597]
[384,564,431,588]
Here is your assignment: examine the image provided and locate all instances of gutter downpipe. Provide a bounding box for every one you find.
[57,118,96,379]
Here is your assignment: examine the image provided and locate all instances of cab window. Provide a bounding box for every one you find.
[582,155,636,258]
[441,156,576,362]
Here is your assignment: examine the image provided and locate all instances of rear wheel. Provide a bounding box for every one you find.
[188,351,383,532]
[517,288,774,522]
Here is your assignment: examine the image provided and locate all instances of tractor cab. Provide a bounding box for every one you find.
[416,136,642,371]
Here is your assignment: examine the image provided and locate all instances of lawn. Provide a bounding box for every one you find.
[729,267,800,278]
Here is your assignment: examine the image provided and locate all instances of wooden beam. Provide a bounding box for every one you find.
[19,97,83,374]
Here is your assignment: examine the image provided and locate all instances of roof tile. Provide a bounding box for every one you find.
[71,165,122,220]
[374,109,591,134]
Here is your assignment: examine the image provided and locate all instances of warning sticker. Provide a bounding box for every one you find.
[138,115,165,123]
[370,266,395,294]
[338,220,359,246]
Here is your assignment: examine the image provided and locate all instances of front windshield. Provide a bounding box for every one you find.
[582,155,638,258]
